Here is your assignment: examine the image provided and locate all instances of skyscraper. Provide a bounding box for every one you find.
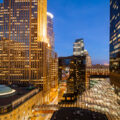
[0,3,3,40]
[47,12,54,50]
[73,39,84,56]
[73,39,92,65]
[84,50,92,67]
[0,0,58,100]
[47,12,58,101]
[110,0,120,103]
[58,56,86,102]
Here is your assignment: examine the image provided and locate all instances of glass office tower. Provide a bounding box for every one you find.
[73,39,84,56]
[58,56,86,102]
[0,0,58,97]
[110,0,120,104]
[47,12,54,50]
[0,3,3,40]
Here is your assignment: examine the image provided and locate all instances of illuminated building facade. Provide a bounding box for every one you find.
[0,3,3,40]
[73,39,91,66]
[47,12,58,101]
[0,85,44,120]
[47,12,58,91]
[84,50,92,67]
[110,0,120,103]
[0,0,58,100]
[58,56,86,102]
[73,39,84,56]
[87,65,109,76]
[47,12,54,50]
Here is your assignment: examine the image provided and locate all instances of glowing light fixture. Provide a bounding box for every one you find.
[47,12,54,19]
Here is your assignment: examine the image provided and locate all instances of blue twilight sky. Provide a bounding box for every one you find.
[48,0,110,64]
[0,0,110,64]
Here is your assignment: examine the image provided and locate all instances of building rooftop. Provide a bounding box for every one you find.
[59,55,86,59]
[47,12,54,19]
[0,85,37,107]
[75,39,84,43]
[51,107,108,120]
[0,85,16,97]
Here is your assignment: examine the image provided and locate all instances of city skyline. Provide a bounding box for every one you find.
[48,0,109,64]
[0,0,110,65]
[0,0,120,120]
